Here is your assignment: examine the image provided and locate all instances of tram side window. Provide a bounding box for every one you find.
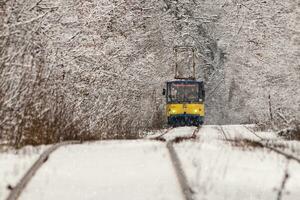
[167,83,180,102]
[167,84,179,102]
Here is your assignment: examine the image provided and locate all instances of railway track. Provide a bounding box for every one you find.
[6,141,81,200]
[160,126,201,200]
[7,127,200,200]
[220,125,300,164]
[219,125,228,140]
[156,127,174,141]
[243,125,300,164]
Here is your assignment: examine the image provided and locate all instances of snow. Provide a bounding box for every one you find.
[174,125,300,200]
[145,128,169,139]
[19,140,184,200]
[241,126,300,158]
[264,140,300,158]
[285,161,300,198]
[146,126,197,141]
[163,126,197,141]
[0,145,49,200]
[1,125,300,200]
[221,125,260,140]
[254,131,278,140]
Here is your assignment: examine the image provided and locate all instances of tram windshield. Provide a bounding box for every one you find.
[167,82,201,103]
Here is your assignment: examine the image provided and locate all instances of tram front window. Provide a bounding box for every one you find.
[168,83,199,103]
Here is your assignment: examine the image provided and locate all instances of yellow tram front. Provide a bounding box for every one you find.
[163,80,205,126]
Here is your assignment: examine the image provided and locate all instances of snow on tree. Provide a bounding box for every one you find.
[0,0,299,145]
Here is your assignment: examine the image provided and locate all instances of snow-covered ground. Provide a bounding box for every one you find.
[223,125,300,158]
[240,125,300,158]
[19,140,183,200]
[221,125,259,140]
[0,145,49,200]
[175,125,300,200]
[146,126,197,141]
[1,125,300,200]
[163,126,197,141]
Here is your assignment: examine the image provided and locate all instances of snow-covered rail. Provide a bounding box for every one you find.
[6,141,81,200]
[155,127,174,141]
[7,126,198,200]
[219,126,228,140]
[17,140,185,200]
[162,126,201,200]
[220,125,300,165]
[167,142,193,200]
[243,126,300,165]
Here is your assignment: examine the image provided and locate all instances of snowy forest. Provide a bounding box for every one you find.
[0,0,299,146]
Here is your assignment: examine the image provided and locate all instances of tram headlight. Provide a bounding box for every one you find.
[169,109,176,114]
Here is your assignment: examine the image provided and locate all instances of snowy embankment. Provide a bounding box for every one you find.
[0,145,49,200]
[174,125,300,200]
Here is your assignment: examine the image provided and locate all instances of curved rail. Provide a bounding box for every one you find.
[8,126,201,200]
[6,141,81,200]
[243,125,300,164]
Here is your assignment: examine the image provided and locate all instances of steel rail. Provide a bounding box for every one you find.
[243,125,264,140]
[8,126,200,200]
[192,126,201,138]
[243,125,300,164]
[157,127,174,140]
[6,141,81,200]
[219,125,229,140]
[167,142,194,200]
[166,126,200,200]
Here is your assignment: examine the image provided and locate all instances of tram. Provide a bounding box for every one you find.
[163,80,205,126]
[163,46,205,126]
